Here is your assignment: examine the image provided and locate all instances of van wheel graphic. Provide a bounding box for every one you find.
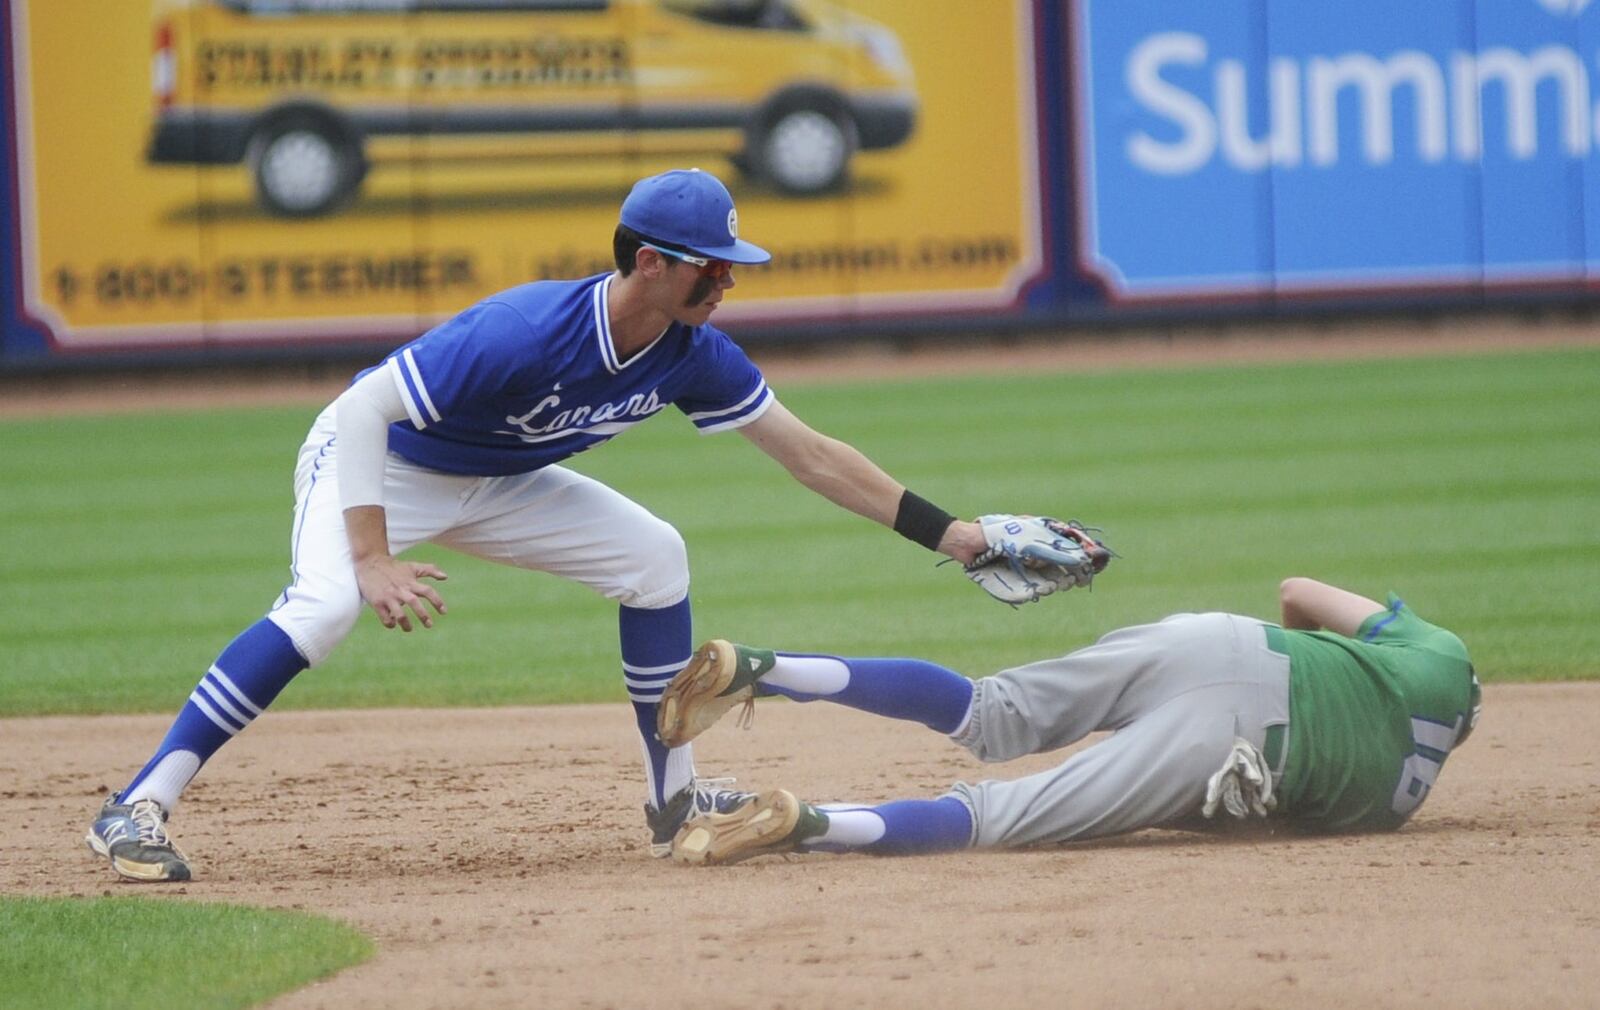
[746,101,855,194]
[247,115,366,217]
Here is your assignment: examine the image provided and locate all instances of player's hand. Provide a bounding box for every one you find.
[355,555,449,632]
[936,519,988,566]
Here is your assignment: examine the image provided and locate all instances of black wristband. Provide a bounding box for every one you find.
[894,490,957,552]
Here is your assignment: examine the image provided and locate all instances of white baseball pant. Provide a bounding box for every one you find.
[267,405,691,666]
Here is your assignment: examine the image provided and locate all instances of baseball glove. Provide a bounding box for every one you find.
[964,515,1114,605]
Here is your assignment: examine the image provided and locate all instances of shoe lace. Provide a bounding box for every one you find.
[695,775,739,798]
[693,776,752,814]
[128,800,174,848]
[735,696,756,732]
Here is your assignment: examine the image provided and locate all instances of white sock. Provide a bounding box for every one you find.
[663,744,696,801]
[812,805,887,846]
[763,655,850,696]
[640,739,698,807]
[122,751,201,813]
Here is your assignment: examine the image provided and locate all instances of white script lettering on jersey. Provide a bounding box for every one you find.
[497,388,667,443]
[367,275,771,477]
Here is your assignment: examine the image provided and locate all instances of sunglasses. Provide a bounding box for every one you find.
[641,241,734,280]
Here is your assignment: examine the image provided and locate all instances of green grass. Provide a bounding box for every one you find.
[3,345,1597,715]
[0,895,372,1010]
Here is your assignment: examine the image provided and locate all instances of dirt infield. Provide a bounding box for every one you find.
[4,685,1598,1010]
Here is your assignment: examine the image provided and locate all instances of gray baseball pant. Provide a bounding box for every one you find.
[944,612,1290,847]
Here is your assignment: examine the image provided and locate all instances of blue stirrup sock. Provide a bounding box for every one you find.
[808,797,974,855]
[620,598,695,809]
[870,798,975,853]
[122,618,309,809]
[759,654,974,734]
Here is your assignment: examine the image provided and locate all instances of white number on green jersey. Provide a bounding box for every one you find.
[1390,715,1464,817]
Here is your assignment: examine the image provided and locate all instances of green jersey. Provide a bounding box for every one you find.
[1277,594,1480,832]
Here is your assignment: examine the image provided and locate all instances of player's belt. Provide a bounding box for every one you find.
[1262,624,1291,657]
[1262,724,1287,777]
[1260,624,1291,776]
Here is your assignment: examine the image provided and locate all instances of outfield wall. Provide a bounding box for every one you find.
[3,0,1597,367]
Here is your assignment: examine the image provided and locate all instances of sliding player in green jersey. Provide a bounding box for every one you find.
[653,578,1483,863]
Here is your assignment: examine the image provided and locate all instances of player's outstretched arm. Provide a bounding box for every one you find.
[1278,577,1384,637]
[737,402,986,564]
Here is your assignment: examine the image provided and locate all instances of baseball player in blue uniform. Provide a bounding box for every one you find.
[85,169,1002,883]
[654,577,1482,864]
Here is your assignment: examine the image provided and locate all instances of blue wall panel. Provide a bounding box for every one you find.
[1070,0,1275,300]
[1473,0,1587,281]
[1067,0,1600,302]
[1267,1,1478,289]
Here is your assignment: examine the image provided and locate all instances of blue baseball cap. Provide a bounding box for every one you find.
[619,169,771,264]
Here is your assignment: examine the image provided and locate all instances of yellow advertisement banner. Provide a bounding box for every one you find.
[11,0,1044,347]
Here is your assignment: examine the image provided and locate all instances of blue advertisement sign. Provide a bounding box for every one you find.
[1070,0,1600,299]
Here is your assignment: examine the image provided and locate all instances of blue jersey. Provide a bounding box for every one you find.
[364,273,773,476]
